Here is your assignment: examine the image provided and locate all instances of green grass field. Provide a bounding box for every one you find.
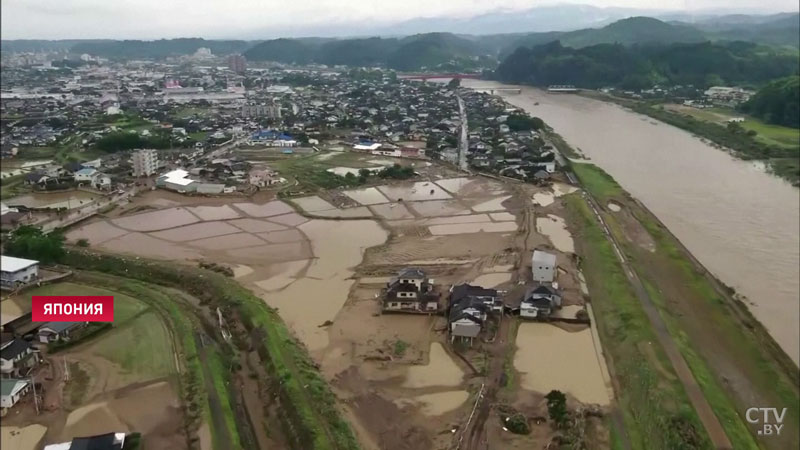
[563,193,711,449]
[92,311,174,378]
[572,162,800,449]
[666,104,799,150]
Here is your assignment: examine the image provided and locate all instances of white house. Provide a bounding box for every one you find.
[1,339,36,376]
[73,167,97,183]
[532,250,556,283]
[92,173,112,190]
[1,379,30,410]
[520,284,562,319]
[1,255,39,288]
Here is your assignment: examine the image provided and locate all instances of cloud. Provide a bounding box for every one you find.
[1,0,797,39]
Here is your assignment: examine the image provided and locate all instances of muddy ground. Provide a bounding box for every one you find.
[62,157,614,450]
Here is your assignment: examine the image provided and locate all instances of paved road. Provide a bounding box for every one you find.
[457,94,469,171]
[576,183,733,450]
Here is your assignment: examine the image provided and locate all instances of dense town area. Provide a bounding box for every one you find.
[0,34,798,450]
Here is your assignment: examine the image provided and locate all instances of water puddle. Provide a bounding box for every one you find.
[532,192,554,207]
[536,214,574,253]
[514,323,610,405]
[607,202,621,212]
[403,343,465,388]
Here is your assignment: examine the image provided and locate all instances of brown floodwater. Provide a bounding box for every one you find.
[407,199,471,217]
[233,200,294,217]
[403,343,465,388]
[465,80,800,364]
[343,187,391,205]
[150,221,241,242]
[514,323,610,405]
[188,205,241,221]
[7,190,100,210]
[112,207,199,232]
[536,214,574,253]
[227,218,288,233]
[369,203,415,219]
[429,222,517,236]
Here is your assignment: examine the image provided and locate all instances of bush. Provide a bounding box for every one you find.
[393,340,409,357]
[504,413,531,434]
[76,239,90,247]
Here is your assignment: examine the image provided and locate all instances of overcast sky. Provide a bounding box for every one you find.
[2,0,798,40]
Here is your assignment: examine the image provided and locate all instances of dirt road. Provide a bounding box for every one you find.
[578,187,733,449]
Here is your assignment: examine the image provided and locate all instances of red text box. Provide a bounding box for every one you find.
[32,296,114,322]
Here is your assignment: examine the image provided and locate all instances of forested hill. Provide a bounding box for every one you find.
[741,76,800,127]
[244,33,492,71]
[495,40,799,89]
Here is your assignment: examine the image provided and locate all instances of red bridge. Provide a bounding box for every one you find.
[398,73,482,81]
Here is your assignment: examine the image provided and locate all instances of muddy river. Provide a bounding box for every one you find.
[464,80,800,364]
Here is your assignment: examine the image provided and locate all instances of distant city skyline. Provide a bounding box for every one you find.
[1,0,798,40]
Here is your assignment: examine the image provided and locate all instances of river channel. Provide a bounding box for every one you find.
[463,79,800,364]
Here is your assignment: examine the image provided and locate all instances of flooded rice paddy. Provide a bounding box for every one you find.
[403,343,465,388]
[7,190,100,210]
[535,214,574,253]
[514,323,610,405]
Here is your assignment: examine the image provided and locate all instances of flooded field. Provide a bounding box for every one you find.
[1,425,47,450]
[188,205,241,221]
[378,182,452,202]
[112,207,199,231]
[151,221,241,241]
[232,201,294,217]
[344,187,391,205]
[471,195,512,212]
[514,323,610,405]
[471,272,513,288]
[403,343,465,388]
[7,191,100,210]
[429,222,517,235]
[535,215,574,253]
[293,195,336,212]
[369,203,415,219]
[407,199,471,217]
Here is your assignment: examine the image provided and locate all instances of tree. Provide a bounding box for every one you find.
[447,78,461,89]
[507,114,544,131]
[4,225,66,264]
[545,390,569,429]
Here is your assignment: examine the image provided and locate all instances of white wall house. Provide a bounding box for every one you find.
[532,250,556,283]
[1,379,30,410]
[1,255,39,288]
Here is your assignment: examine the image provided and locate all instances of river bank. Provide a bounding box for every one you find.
[568,162,799,450]
[461,79,800,367]
[580,90,799,186]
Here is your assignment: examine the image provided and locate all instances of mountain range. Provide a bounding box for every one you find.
[2,13,797,72]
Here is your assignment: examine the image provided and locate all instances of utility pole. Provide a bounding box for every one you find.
[30,376,39,415]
